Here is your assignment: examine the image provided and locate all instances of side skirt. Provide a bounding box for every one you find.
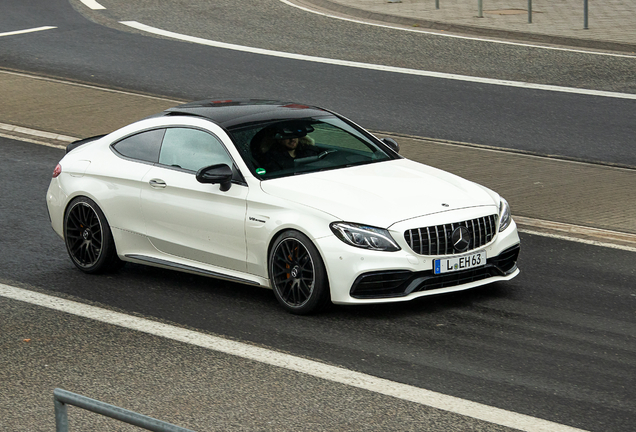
[124,254,264,287]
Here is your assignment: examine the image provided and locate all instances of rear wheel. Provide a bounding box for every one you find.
[269,231,330,314]
[64,197,122,273]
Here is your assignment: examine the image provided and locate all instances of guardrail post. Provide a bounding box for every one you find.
[478,0,483,18]
[528,0,532,23]
[54,397,69,432]
[584,0,589,29]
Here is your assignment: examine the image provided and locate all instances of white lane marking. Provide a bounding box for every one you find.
[515,215,636,243]
[0,122,76,143]
[0,283,588,432]
[279,0,636,59]
[120,21,636,100]
[0,26,57,37]
[0,132,67,149]
[79,0,106,10]
[390,133,636,173]
[518,229,636,253]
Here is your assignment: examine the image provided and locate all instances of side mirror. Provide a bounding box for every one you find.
[382,138,400,154]
[196,164,233,191]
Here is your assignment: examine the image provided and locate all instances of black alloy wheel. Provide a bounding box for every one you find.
[269,231,330,314]
[64,197,122,273]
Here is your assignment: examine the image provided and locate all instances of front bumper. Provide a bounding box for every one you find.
[316,219,520,305]
[350,244,519,299]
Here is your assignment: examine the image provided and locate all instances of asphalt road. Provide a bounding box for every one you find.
[1,0,635,166]
[0,294,522,432]
[85,0,636,94]
[1,135,635,431]
[1,1,636,431]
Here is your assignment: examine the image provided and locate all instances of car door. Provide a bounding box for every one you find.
[140,127,249,272]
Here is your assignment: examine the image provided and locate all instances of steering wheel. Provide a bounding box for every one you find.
[294,149,338,165]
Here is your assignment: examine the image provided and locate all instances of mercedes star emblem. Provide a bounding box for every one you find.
[451,226,471,252]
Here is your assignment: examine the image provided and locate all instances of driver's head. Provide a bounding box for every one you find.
[273,122,312,140]
[278,137,299,150]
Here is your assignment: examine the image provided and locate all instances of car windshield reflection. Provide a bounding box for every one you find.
[228,116,396,179]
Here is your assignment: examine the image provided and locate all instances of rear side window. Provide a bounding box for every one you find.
[158,128,233,172]
[112,129,165,163]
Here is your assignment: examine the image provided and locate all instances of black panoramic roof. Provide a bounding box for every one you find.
[162,99,333,129]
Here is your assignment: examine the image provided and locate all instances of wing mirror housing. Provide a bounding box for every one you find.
[382,137,400,154]
[196,164,233,191]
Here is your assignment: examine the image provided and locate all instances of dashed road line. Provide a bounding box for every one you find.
[0,26,57,38]
[79,0,106,10]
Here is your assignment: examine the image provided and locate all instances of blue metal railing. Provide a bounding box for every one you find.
[54,388,196,432]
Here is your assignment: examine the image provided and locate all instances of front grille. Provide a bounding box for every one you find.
[350,244,520,299]
[404,214,498,256]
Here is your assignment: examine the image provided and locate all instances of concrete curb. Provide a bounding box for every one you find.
[0,122,77,143]
[0,122,75,149]
[300,0,636,53]
[374,130,636,172]
[515,216,636,251]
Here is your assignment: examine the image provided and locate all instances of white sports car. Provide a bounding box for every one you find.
[46,99,520,314]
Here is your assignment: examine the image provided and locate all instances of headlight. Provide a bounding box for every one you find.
[330,222,400,252]
[499,197,512,232]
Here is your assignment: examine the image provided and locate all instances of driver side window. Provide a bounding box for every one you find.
[159,128,233,171]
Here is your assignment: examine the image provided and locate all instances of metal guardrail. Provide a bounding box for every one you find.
[474,0,590,28]
[54,388,196,432]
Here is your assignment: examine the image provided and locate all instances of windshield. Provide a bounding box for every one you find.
[228,115,397,179]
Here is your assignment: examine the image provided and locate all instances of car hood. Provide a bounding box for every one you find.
[260,159,498,227]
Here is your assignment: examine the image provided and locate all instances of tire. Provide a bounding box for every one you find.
[268,230,330,314]
[63,197,123,274]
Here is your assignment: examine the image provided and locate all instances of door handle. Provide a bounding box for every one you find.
[149,179,166,188]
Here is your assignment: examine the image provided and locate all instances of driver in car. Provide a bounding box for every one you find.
[259,123,320,172]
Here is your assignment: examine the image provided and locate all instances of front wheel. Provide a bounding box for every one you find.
[269,231,330,314]
[63,197,123,274]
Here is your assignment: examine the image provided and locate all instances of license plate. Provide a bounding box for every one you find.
[434,250,486,274]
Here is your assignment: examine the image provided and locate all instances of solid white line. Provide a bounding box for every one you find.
[0,283,587,432]
[389,133,636,173]
[0,132,67,149]
[279,0,636,59]
[0,122,77,143]
[120,21,636,100]
[0,26,57,38]
[79,0,106,10]
[518,229,636,253]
